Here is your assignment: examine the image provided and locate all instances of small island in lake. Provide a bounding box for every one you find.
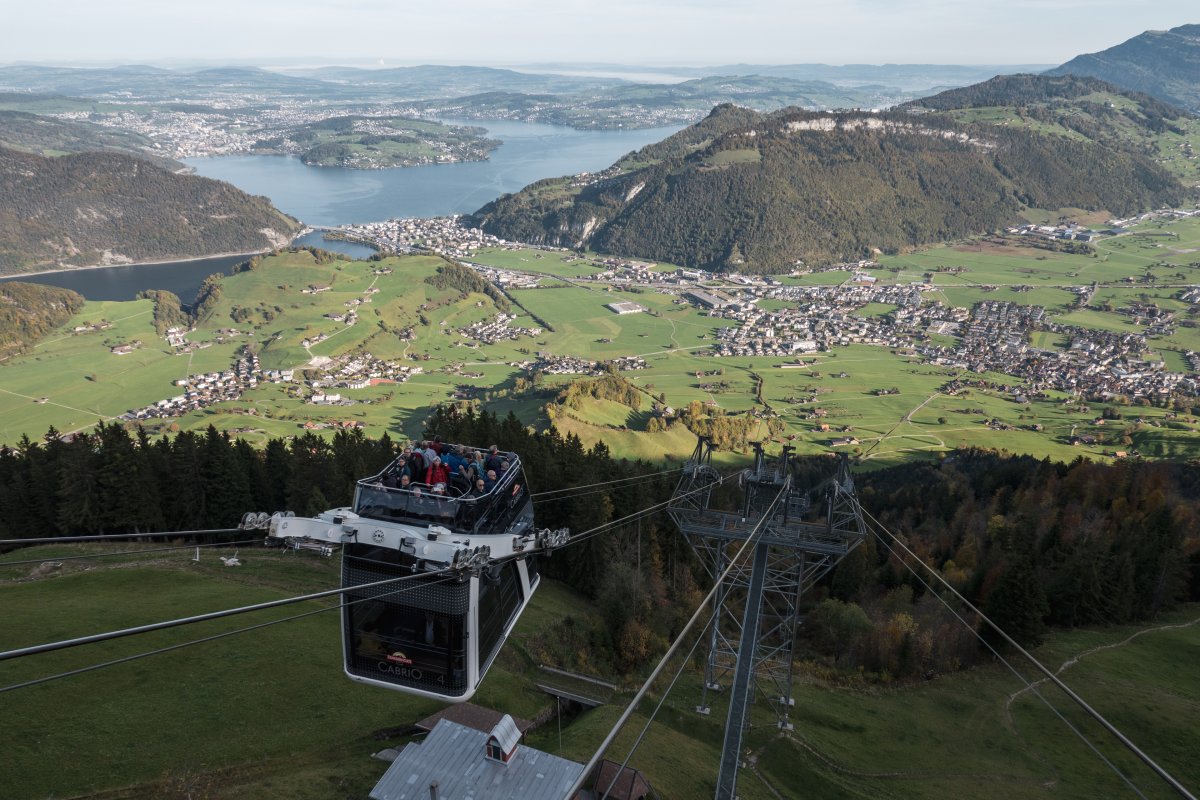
[250,115,500,169]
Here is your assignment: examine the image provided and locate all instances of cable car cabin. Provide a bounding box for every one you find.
[265,445,566,703]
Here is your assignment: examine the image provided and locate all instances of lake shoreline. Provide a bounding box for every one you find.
[1,249,271,281]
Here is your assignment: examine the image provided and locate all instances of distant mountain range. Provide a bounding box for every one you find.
[467,75,1191,272]
[0,64,625,103]
[1047,23,1200,113]
[507,62,1055,91]
[0,146,300,274]
[0,62,1050,102]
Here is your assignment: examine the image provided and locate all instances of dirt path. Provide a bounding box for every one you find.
[1006,615,1200,721]
[861,390,941,459]
[0,386,121,422]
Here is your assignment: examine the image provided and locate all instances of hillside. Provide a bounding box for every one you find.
[0,281,84,358]
[468,83,1190,272]
[1047,23,1200,114]
[0,109,182,170]
[0,146,301,274]
[897,74,1200,184]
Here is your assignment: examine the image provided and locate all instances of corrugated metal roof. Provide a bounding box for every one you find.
[370,719,584,800]
[487,714,521,755]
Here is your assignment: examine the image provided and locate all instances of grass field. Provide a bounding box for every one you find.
[2,545,1195,800]
[2,216,1199,463]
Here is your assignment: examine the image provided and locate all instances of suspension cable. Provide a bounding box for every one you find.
[600,610,715,800]
[0,573,459,695]
[562,481,788,800]
[869,525,1148,799]
[0,479,714,666]
[0,566,454,664]
[863,508,1194,800]
[0,538,263,567]
[533,482,664,506]
[554,478,720,551]
[0,528,242,546]
[530,468,682,498]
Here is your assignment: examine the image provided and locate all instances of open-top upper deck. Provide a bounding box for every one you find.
[352,445,532,536]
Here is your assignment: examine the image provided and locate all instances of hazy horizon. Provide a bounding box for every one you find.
[1,1,1194,68]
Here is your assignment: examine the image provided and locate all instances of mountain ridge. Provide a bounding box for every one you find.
[468,76,1193,272]
[0,146,301,274]
[1047,23,1200,113]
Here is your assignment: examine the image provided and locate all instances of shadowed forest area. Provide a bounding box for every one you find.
[2,407,1196,683]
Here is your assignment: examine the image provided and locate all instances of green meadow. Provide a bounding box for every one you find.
[1,544,1195,799]
[1,216,1199,463]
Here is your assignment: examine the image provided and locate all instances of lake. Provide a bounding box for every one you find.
[0,254,258,303]
[183,119,684,226]
[3,120,682,301]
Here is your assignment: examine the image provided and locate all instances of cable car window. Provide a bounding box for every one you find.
[477,561,523,672]
[342,550,471,696]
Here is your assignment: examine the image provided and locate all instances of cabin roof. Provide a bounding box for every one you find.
[369,719,583,800]
[488,713,522,753]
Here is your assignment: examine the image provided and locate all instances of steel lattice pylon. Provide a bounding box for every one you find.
[667,437,867,800]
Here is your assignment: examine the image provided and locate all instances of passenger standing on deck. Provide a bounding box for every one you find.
[395,456,415,481]
[407,446,426,478]
[443,445,466,477]
[469,450,486,481]
[484,445,503,474]
[425,456,450,487]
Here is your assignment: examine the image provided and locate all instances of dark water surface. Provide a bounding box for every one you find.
[0,253,256,303]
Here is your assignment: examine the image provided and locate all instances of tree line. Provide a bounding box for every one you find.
[1,415,1195,681]
[0,281,84,357]
[805,449,1200,680]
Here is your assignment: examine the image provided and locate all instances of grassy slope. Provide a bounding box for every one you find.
[2,543,1195,800]
[0,548,596,799]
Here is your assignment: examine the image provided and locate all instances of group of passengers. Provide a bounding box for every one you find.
[378,438,512,500]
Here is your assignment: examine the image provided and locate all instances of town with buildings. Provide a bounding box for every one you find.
[329,216,514,260]
[456,314,542,346]
[65,102,495,163]
[690,274,1197,402]
[123,348,264,421]
[103,202,1200,435]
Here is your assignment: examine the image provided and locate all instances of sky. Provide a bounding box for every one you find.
[0,0,1195,67]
